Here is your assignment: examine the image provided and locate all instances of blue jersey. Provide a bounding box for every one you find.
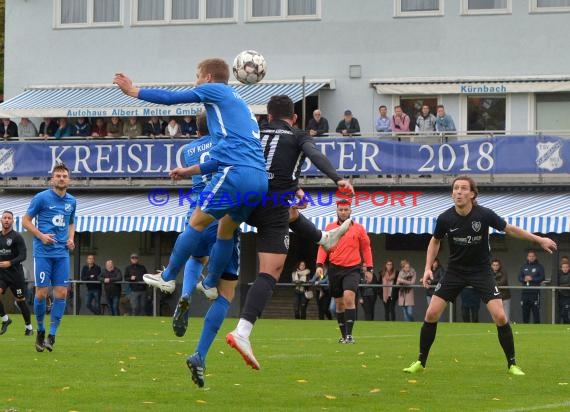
[26,189,76,258]
[138,83,266,171]
[182,134,214,217]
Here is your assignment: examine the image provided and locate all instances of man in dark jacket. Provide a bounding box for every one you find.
[518,250,545,324]
[101,260,122,316]
[335,110,360,136]
[307,109,329,136]
[80,254,101,315]
[124,253,148,316]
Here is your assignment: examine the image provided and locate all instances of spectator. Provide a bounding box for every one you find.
[18,118,38,138]
[80,254,102,315]
[143,116,165,137]
[91,118,108,138]
[380,259,397,321]
[255,114,268,129]
[519,250,545,324]
[390,105,410,134]
[123,116,142,138]
[415,104,436,134]
[124,253,148,316]
[335,110,360,136]
[310,269,331,320]
[73,117,91,137]
[0,118,19,139]
[38,118,58,139]
[424,257,444,306]
[292,261,311,320]
[106,117,123,138]
[180,115,197,137]
[375,105,391,134]
[307,109,329,136]
[100,260,122,316]
[359,263,378,321]
[460,287,481,322]
[397,260,416,321]
[558,261,570,324]
[164,117,182,138]
[435,105,456,133]
[491,258,511,322]
[54,118,74,139]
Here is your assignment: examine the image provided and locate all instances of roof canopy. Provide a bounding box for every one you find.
[5,190,568,234]
[0,80,332,118]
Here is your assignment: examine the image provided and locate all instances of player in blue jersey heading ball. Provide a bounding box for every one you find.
[114,59,268,302]
[22,163,76,352]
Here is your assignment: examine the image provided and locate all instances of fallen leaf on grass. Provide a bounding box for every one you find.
[400,390,408,393]
[120,368,127,372]
[454,358,459,363]
[492,398,501,401]
[196,400,207,404]
[297,379,308,383]
[176,352,184,355]
[558,382,568,385]
[369,388,381,393]
[62,387,70,391]
[234,383,241,386]
[142,402,155,404]
[119,360,125,364]
[324,395,336,400]
[219,351,224,355]
[407,380,417,384]
[129,356,137,360]
[361,364,367,368]
[409,408,420,411]
[358,352,365,355]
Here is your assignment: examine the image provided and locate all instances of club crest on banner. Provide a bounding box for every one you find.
[472,221,481,232]
[536,140,563,171]
[0,148,15,175]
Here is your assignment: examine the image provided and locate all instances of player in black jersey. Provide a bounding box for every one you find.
[403,176,556,376]
[223,95,354,369]
[0,211,33,336]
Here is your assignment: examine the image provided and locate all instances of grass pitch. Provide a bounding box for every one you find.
[1,316,569,411]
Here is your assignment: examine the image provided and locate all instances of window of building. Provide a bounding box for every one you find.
[399,97,439,130]
[467,96,506,132]
[248,0,320,21]
[56,0,122,27]
[395,0,443,17]
[531,0,570,13]
[461,0,511,15]
[134,0,236,24]
[536,93,570,131]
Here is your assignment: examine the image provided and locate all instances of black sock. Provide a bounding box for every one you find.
[344,308,356,336]
[289,213,322,244]
[0,301,5,317]
[497,323,516,367]
[240,273,277,324]
[337,311,346,338]
[419,321,438,367]
[16,300,32,326]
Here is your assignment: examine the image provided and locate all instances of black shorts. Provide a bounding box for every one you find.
[246,191,291,254]
[434,270,500,304]
[0,271,27,300]
[328,264,361,299]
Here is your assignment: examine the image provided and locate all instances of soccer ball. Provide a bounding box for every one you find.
[233,50,267,84]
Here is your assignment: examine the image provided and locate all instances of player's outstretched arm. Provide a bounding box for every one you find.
[113,73,140,98]
[301,141,351,190]
[504,224,557,254]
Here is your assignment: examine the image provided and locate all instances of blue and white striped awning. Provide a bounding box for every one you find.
[3,190,569,234]
[0,80,332,118]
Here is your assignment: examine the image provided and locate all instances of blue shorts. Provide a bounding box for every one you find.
[34,256,70,287]
[200,165,268,223]
[192,221,240,276]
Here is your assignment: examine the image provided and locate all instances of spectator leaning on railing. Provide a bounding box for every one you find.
[335,110,360,136]
[435,105,456,133]
[307,109,329,136]
[375,105,391,134]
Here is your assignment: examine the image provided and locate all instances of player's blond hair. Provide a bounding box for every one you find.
[197,58,230,84]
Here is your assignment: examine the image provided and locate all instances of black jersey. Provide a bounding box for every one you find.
[0,229,27,279]
[259,119,341,192]
[433,204,506,275]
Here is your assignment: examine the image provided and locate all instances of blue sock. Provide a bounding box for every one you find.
[196,295,230,361]
[34,297,46,332]
[49,298,66,336]
[182,258,203,297]
[203,238,234,289]
[162,226,203,282]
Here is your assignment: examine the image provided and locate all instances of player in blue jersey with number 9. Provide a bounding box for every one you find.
[22,163,76,353]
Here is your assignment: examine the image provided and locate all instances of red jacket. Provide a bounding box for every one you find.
[317,220,373,268]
